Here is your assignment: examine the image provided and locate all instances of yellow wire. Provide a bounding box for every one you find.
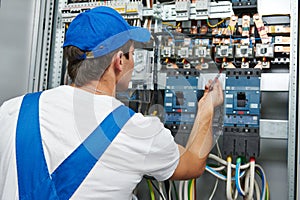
[206,18,230,28]
[162,22,177,28]
[265,180,270,200]
[189,179,195,200]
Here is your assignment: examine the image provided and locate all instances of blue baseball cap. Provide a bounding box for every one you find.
[63,6,151,58]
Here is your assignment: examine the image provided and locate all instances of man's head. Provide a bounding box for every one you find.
[63,6,150,87]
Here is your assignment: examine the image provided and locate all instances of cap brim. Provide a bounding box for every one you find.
[89,27,150,58]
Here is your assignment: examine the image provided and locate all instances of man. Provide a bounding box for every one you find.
[0,6,223,200]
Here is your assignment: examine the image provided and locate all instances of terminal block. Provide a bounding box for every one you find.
[222,68,261,161]
[190,0,209,20]
[164,69,200,135]
[255,44,274,58]
[231,0,257,14]
[125,2,143,20]
[161,4,176,21]
[209,1,233,19]
[235,45,254,58]
[215,45,234,58]
[255,43,274,68]
[175,0,191,21]
[235,44,254,68]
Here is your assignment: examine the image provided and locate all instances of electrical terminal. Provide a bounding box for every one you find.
[255,44,274,58]
[111,2,126,14]
[175,0,191,21]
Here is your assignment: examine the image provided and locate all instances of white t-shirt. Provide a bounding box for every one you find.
[0,85,179,200]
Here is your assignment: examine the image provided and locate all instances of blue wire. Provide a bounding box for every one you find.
[206,165,227,180]
[235,160,244,196]
[205,165,245,181]
[164,27,175,42]
[256,167,265,200]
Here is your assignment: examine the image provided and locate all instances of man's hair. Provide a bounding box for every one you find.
[64,40,132,87]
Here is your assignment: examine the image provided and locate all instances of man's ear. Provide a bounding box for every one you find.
[114,51,124,71]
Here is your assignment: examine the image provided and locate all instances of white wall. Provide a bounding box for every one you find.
[0,0,36,104]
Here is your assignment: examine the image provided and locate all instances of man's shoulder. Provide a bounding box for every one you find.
[0,95,24,113]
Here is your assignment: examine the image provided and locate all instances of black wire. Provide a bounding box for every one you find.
[164,180,170,200]
[149,179,166,200]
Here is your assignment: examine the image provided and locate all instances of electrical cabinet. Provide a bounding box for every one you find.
[19,0,298,199]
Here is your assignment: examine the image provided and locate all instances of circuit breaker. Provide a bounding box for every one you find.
[222,68,261,160]
[164,69,201,136]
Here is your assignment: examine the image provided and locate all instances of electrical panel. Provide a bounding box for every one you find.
[54,0,292,156]
[46,0,297,198]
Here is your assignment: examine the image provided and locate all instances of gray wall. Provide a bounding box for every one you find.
[0,0,36,105]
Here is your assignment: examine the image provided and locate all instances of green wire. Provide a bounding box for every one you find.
[188,179,193,200]
[146,179,155,200]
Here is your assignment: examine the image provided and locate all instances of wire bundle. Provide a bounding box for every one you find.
[206,154,269,200]
[145,152,269,200]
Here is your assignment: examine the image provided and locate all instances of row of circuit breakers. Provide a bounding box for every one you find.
[62,0,290,160]
[163,68,261,160]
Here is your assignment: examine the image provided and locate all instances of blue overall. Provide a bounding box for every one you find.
[16,92,135,200]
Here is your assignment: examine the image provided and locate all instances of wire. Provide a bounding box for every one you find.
[206,154,268,200]
[235,157,245,196]
[209,165,226,171]
[254,180,261,200]
[188,179,195,200]
[206,165,246,181]
[158,181,166,200]
[208,179,219,200]
[255,164,267,200]
[168,180,172,200]
[147,179,155,200]
[178,181,184,200]
[184,180,189,200]
[226,156,233,200]
[208,154,250,170]
[172,181,179,200]
[247,158,255,200]
[151,180,166,200]
[206,18,229,28]
[162,22,177,29]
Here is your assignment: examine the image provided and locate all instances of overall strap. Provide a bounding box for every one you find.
[51,105,135,200]
[16,92,58,200]
[16,92,135,200]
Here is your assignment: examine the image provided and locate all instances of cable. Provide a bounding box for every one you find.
[206,165,246,181]
[206,153,268,200]
[209,165,226,171]
[183,180,189,200]
[244,169,251,197]
[208,179,219,200]
[172,181,179,200]
[206,18,229,28]
[247,158,255,200]
[255,164,267,200]
[151,180,166,200]
[254,180,261,200]
[208,154,250,169]
[168,180,172,200]
[158,181,166,200]
[226,156,233,200]
[147,179,155,200]
[235,157,245,196]
[178,181,184,200]
[188,179,195,200]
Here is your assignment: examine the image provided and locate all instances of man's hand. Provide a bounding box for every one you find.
[205,79,223,108]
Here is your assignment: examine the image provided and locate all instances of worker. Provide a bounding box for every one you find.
[0,6,223,200]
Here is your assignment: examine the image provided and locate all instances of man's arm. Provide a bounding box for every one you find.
[170,79,223,180]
